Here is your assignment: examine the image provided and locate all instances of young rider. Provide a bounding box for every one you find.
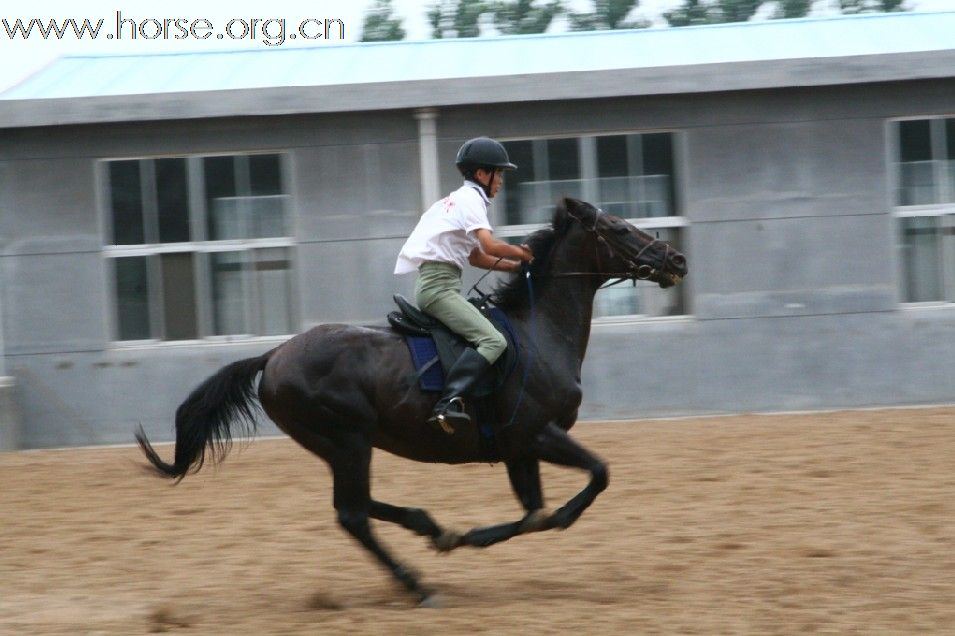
[394,137,533,433]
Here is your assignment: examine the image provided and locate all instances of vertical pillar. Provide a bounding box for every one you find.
[414,108,440,209]
[0,376,17,451]
[0,263,5,377]
[0,266,18,450]
[580,136,599,203]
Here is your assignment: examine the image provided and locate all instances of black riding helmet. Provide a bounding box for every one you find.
[456,137,517,197]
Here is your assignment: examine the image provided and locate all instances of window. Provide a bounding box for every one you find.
[104,153,296,342]
[894,118,955,304]
[499,133,686,318]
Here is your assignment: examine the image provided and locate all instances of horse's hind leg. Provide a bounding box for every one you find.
[369,501,462,552]
[328,432,435,604]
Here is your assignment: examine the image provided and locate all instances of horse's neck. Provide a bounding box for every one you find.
[531,276,602,368]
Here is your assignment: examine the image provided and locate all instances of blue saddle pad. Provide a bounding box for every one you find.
[403,307,518,393]
[406,336,445,391]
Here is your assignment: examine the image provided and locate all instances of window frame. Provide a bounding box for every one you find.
[98,151,299,346]
[495,130,690,323]
[890,116,955,308]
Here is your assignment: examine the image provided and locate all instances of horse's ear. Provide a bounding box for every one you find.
[552,198,570,230]
[562,198,596,225]
[562,197,583,217]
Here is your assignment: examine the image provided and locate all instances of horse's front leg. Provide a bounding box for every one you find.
[532,422,608,530]
[449,423,607,550]
[451,457,548,549]
[506,458,554,532]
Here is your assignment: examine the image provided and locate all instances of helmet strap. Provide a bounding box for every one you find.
[475,167,493,199]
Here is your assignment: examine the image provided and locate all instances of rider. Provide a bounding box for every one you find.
[395,136,533,432]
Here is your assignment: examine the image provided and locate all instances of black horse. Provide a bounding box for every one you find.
[136,197,687,605]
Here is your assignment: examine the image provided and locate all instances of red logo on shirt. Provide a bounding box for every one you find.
[442,197,454,213]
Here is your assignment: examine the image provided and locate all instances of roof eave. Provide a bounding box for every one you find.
[1,50,954,129]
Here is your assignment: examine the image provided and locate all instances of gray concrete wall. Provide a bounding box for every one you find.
[0,112,423,447]
[2,80,955,447]
[432,80,955,419]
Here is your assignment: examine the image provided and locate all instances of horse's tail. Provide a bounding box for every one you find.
[135,349,276,481]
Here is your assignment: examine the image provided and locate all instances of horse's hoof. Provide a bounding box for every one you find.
[519,508,552,533]
[431,529,463,552]
[418,593,445,609]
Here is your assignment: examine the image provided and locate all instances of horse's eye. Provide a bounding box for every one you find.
[614,225,629,235]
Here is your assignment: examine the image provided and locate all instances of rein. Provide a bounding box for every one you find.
[465,260,534,434]
[502,266,536,431]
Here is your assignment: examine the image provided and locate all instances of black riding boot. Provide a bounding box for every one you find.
[428,348,491,434]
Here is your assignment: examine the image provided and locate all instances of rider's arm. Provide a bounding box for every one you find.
[473,229,533,263]
[469,247,521,272]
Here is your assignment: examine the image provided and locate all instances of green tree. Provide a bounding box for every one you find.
[664,0,762,26]
[568,0,649,31]
[665,0,909,27]
[428,0,489,38]
[492,0,564,35]
[719,0,763,21]
[839,0,908,12]
[773,0,812,19]
[360,0,406,42]
[663,0,714,26]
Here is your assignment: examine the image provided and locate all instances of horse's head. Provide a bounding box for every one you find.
[559,198,687,288]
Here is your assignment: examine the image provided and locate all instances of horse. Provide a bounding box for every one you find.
[136,197,688,606]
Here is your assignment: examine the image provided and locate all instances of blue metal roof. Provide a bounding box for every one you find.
[4,11,955,101]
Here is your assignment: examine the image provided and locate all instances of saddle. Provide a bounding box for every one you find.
[387,294,519,398]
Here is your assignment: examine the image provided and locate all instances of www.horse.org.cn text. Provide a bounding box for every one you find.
[2,13,346,47]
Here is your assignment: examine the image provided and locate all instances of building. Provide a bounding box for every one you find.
[2,12,955,449]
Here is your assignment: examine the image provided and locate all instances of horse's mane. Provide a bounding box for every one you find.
[491,203,574,311]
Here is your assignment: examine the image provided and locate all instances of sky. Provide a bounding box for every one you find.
[1,0,953,94]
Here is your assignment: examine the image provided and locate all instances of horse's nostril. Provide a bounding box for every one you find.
[672,254,686,267]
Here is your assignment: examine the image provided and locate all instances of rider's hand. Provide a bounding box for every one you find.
[519,244,534,263]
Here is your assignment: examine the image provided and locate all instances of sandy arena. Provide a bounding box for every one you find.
[2,407,954,635]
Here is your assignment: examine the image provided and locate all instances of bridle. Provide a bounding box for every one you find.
[542,208,671,289]
[471,207,673,304]
[491,207,670,431]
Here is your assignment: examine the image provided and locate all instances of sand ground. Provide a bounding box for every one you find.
[2,407,954,635]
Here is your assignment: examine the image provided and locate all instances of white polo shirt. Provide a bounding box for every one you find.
[394,181,493,275]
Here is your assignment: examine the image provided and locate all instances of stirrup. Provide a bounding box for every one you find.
[429,397,470,435]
